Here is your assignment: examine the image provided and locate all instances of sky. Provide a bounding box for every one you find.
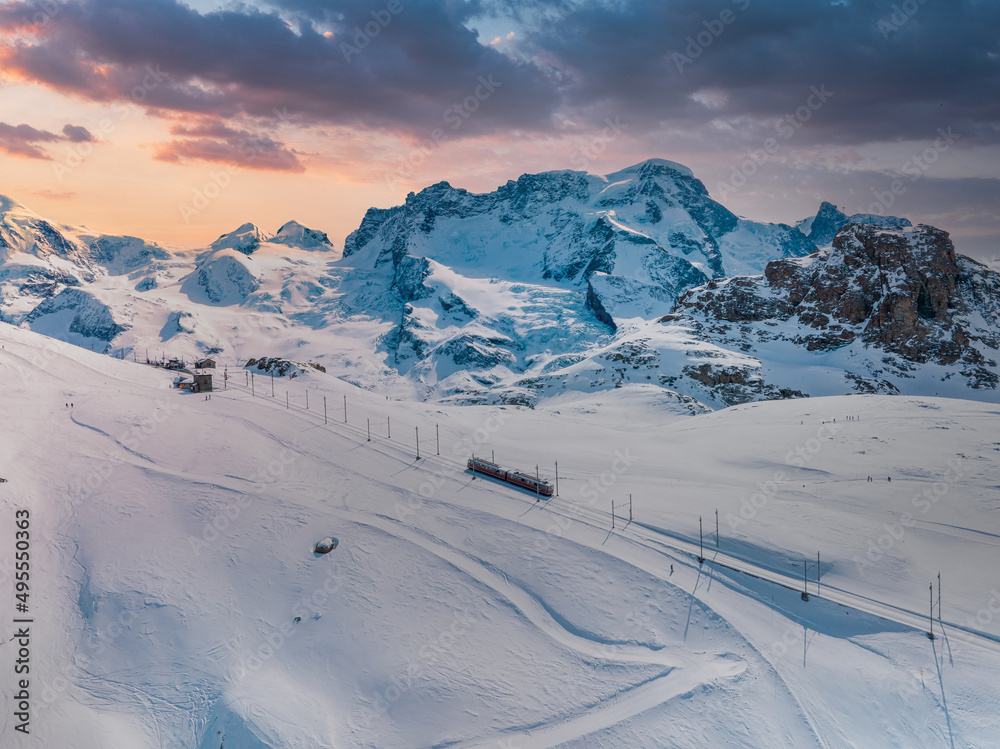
[0,0,998,261]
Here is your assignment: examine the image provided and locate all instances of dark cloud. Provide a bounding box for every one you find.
[1,0,996,150]
[509,0,1000,145]
[61,123,93,142]
[0,0,558,137]
[0,121,91,158]
[153,118,305,171]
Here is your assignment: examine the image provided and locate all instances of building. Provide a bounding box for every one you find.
[194,358,216,369]
[193,373,213,392]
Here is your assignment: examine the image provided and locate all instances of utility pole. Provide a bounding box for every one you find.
[938,571,942,630]
[306,391,309,410]
[535,465,540,502]
[271,372,274,397]
[471,454,476,479]
[629,494,633,522]
[436,424,440,455]
[343,395,347,423]
[416,427,420,459]
[555,461,559,497]
[817,552,821,597]
[802,562,809,601]
[387,416,390,438]
[612,500,615,530]
[698,516,704,564]
[716,508,719,548]
[323,396,327,424]
[928,583,936,640]
[286,391,289,410]
[251,373,255,397]
[367,418,371,442]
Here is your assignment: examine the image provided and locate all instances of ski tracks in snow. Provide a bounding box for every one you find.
[330,506,746,745]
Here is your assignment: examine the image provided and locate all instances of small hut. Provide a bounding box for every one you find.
[194,358,216,369]
[193,373,214,392]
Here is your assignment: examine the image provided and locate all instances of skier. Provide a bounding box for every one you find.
[888,476,892,482]
[670,564,674,575]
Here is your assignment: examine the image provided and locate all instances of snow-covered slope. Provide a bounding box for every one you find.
[1,321,999,747]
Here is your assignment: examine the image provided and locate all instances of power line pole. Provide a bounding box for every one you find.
[698,516,704,564]
[271,372,274,397]
[535,465,540,502]
[555,461,559,497]
[343,395,347,423]
[938,571,942,630]
[817,552,821,597]
[286,391,289,409]
[251,373,255,397]
[716,508,719,547]
[306,391,309,410]
[436,424,440,455]
[928,582,935,640]
[323,396,327,424]
[802,561,809,601]
[612,500,615,530]
[629,494,633,522]
[387,416,390,439]
[416,427,420,459]
[367,418,371,442]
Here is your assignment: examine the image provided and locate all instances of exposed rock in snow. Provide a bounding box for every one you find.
[797,201,912,247]
[25,287,130,342]
[245,356,327,377]
[674,223,1000,393]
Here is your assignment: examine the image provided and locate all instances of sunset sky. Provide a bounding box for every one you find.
[1,0,998,259]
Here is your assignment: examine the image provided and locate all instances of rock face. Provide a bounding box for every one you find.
[343,159,815,319]
[675,223,1000,390]
[796,201,911,247]
[25,288,130,342]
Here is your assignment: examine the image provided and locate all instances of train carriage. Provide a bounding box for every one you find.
[467,457,507,481]
[468,457,554,497]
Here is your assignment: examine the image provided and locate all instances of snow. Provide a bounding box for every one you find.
[1,321,998,747]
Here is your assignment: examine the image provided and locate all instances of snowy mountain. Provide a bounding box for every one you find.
[1,158,998,409]
[1,321,999,747]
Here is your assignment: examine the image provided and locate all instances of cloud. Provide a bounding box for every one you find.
[153,118,305,172]
[0,0,559,138]
[508,0,1000,145]
[32,188,77,200]
[1,0,996,161]
[0,121,92,158]
[62,124,93,142]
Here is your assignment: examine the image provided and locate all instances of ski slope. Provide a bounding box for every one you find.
[1,322,999,748]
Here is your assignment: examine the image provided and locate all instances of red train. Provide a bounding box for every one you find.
[467,456,554,497]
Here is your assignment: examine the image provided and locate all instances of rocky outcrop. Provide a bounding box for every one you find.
[25,288,130,341]
[676,223,1000,389]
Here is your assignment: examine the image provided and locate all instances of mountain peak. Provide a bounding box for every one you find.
[798,201,911,247]
[272,220,333,249]
[0,195,33,217]
[605,158,696,181]
[210,223,268,255]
